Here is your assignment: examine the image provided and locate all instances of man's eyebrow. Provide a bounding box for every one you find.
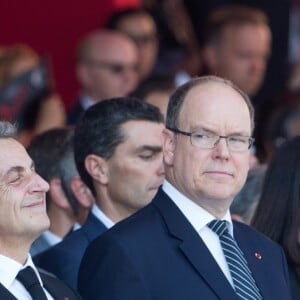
[191,126,250,136]
[137,145,163,152]
[4,161,35,177]
[4,166,25,177]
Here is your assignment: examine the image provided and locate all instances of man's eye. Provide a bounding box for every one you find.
[8,176,22,184]
[139,152,157,160]
[193,134,210,140]
[140,154,153,160]
[229,136,247,144]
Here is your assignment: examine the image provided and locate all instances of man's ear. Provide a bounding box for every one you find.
[70,175,95,208]
[202,44,219,72]
[49,178,71,209]
[163,128,176,166]
[84,154,109,184]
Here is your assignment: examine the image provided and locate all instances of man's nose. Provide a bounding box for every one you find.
[30,173,49,192]
[212,137,230,159]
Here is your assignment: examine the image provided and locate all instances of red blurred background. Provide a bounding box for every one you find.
[0,0,140,111]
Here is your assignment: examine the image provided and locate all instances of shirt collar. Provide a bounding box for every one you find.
[162,180,233,235]
[92,204,115,229]
[80,94,96,110]
[0,254,43,289]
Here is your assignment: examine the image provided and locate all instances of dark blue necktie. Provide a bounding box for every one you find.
[16,266,48,300]
[208,220,262,300]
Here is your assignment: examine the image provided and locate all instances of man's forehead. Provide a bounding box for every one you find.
[0,138,30,170]
[184,81,237,105]
[178,82,249,122]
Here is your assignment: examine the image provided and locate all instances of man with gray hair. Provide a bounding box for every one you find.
[0,121,81,299]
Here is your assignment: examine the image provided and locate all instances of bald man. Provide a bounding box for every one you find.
[68,29,139,124]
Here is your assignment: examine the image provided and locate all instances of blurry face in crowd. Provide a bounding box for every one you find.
[205,24,271,96]
[144,90,171,121]
[115,13,158,80]
[103,120,164,220]
[78,33,139,102]
[0,138,50,244]
[8,55,38,79]
[164,81,251,218]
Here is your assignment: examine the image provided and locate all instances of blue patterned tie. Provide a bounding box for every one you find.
[208,220,262,300]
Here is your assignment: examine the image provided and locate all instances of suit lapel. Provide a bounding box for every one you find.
[40,271,81,300]
[0,282,17,299]
[153,189,239,300]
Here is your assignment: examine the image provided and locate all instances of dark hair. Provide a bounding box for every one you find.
[251,136,300,264]
[261,103,300,163]
[27,127,79,213]
[204,5,269,45]
[74,97,164,195]
[131,75,175,100]
[166,75,254,131]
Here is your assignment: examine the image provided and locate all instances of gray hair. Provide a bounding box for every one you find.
[0,121,17,138]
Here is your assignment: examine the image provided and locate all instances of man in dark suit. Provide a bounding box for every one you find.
[78,76,291,299]
[0,121,81,299]
[67,29,139,125]
[34,97,165,288]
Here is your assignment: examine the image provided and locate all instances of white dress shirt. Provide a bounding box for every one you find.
[162,180,235,287]
[0,254,54,299]
[42,230,62,246]
[80,94,96,110]
[92,204,115,229]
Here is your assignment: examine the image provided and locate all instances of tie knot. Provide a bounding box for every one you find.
[207,219,228,237]
[16,266,40,289]
[16,266,48,300]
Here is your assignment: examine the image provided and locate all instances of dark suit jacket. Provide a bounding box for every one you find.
[78,188,291,300]
[288,264,300,300]
[0,268,82,299]
[34,212,107,289]
[67,100,85,125]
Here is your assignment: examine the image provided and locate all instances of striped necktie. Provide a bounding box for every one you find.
[208,220,262,300]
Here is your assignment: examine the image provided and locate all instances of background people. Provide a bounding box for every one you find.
[0,44,66,147]
[68,30,139,124]
[202,5,271,99]
[106,8,158,81]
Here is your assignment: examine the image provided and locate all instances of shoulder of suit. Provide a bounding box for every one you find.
[233,220,280,247]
